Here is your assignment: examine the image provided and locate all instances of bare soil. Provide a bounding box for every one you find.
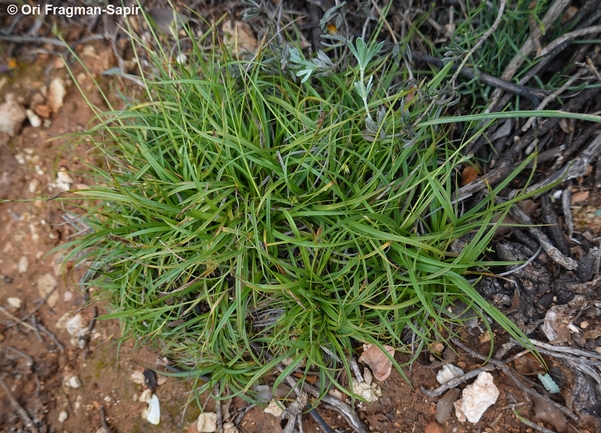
[1,30,601,433]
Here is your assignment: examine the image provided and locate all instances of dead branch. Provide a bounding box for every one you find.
[0,376,39,433]
[524,132,601,195]
[412,51,548,102]
[537,25,601,59]
[501,0,572,80]
[502,198,578,270]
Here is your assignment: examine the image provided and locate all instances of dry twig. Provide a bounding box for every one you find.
[501,0,572,80]
[505,199,578,270]
[0,305,37,332]
[537,25,601,59]
[522,69,588,132]
[514,412,560,433]
[450,0,506,84]
[277,365,366,433]
[0,376,39,433]
[420,366,493,398]
[524,132,601,195]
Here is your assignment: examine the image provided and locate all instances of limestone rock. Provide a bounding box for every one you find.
[454,372,499,423]
[0,94,26,136]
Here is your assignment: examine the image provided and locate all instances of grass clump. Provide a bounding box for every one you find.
[63,28,537,401]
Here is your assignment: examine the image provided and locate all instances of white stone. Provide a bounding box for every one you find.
[7,297,21,309]
[28,179,40,194]
[58,410,68,423]
[55,169,74,191]
[454,372,499,423]
[223,422,238,433]
[37,273,58,307]
[0,93,27,136]
[436,364,465,385]
[363,367,373,385]
[57,313,90,349]
[142,394,160,425]
[68,376,82,388]
[328,388,344,400]
[130,370,146,385]
[350,378,381,403]
[139,389,153,403]
[65,314,87,337]
[26,109,41,127]
[18,256,29,274]
[196,412,217,432]
[264,400,283,417]
[48,77,67,113]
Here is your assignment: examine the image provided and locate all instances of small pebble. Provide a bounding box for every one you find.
[58,410,68,423]
[425,420,443,433]
[18,256,29,274]
[264,401,283,417]
[68,376,81,389]
[28,179,40,194]
[142,394,160,425]
[139,389,153,403]
[26,109,42,127]
[55,169,74,191]
[130,370,146,385]
[196,412,217,432]
[37,273,58,307]
[436,364,464,385]
[223,422,238,433]
[7,297,21,309]
[363,367,373,385]
[48,77,67,113]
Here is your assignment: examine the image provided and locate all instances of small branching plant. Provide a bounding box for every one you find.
[61,23,545,403]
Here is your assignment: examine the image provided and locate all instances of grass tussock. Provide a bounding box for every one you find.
[62,26,540,401]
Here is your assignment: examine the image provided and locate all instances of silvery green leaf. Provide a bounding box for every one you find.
[365,76,374,94]
[320,2,347,30]
[287,47,304,65]
[405,45,413,63]
[297,69,313,83]
[320,34,347,48]
[355,38,367,64]
[365,117,378,134]
[377,106,386,125]
[347,38,359,61]
[313,51,333,70]
[241,9,260,21]
[354,81,364,96]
